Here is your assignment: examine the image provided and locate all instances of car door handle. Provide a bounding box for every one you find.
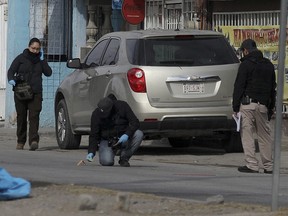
[86,76,92,81]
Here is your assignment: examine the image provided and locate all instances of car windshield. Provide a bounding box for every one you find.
[126,36,239,66]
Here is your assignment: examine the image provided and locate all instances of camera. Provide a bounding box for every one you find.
[108,137,119,147]
[108,137,121,155]
[15,74,25,83]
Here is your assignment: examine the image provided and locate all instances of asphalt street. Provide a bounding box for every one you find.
[0,123,288,207]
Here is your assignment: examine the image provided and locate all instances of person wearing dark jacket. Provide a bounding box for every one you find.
[87,96,143,167]
[7,38,52,151]
[232,39,276,174]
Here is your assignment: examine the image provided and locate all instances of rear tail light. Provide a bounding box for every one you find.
[127,68,146,93]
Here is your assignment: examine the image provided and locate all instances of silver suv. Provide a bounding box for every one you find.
[54,29,241,151]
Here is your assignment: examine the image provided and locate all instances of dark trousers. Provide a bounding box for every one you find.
[14,93,42,146]
[98,130,143,166]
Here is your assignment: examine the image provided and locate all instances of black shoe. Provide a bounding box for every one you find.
[264,169,273,174]
[119,159,130,167]
[238,166,258,173]
[29,142,39,151]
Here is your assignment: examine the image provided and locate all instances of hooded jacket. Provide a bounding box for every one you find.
[7,49,52,94]
[232,50,276,112]
[88,99,140,154]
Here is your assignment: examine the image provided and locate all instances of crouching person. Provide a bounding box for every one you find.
[86,96,143,167]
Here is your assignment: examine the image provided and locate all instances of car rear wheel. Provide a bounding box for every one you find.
[223,132,243,153]
[55,99,81,149]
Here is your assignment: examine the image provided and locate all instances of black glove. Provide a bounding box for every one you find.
[268,109,274,121]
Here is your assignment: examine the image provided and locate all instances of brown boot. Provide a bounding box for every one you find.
[16,143,24,150]
[29,141,39,151]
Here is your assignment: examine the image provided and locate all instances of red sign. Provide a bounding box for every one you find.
[122,0,145,25]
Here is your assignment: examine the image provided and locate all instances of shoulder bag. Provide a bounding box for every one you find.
[14,65,34,100]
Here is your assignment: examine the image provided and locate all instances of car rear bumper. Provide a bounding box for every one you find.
[140,116,235,138]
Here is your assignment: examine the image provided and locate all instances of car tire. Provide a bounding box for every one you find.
[168,137,190,148]
[223,132,243,153]
[55,99,81,149]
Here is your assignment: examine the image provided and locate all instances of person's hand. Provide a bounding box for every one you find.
[40,48,44,61]
[118,134,129,145]
[233,112,237,117]
[268,109,274,121]
[8,80,16,86]
[86,153,94,162]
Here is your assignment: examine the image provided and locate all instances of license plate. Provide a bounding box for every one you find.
[183,83,204,93]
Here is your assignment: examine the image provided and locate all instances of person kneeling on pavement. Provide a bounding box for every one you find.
[86,96,143,167]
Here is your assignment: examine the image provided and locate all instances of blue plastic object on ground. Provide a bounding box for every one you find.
[0,167,31,200]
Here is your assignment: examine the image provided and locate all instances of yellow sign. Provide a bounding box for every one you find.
[216,25,288,101]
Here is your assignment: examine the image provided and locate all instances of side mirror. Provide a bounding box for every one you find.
[66,58,82,69]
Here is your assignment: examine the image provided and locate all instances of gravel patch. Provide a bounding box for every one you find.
[0,183,287,216]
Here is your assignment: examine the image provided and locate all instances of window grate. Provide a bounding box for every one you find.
[29,0,71,101]
[213,11,281,28]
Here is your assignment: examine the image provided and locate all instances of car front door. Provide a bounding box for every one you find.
[88,37,121,108]
[71,38,109,127]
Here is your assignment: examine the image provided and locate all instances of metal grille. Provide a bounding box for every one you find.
[182,0,198,29]
[29,0,67,101]
[145,0,164,29]
[145,0,198,30]
[165,3,182,29]
[213,11,281,28]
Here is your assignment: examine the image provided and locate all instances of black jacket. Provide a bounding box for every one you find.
[232,50,276,112]
[88,100,140,154]
[7,49,52,93]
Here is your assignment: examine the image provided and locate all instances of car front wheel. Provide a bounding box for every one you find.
[55,99,81,149]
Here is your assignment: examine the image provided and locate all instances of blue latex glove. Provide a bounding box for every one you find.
[8,80,16,86]
[39,47,44,60]
[118,134,129,144]
[86,153,94,162]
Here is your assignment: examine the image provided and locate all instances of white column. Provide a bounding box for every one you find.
[86,5,98,47]
[101,5,113,35]
[0,0,8,120]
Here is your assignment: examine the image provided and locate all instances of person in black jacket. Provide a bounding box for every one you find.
[7,38,52,151]
[86,96,143,167]
[232,39,276,174]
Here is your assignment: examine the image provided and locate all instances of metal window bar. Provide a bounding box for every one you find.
[29,0,65,100]
[145,0,200,30]
[213,11,281,28]
[145,0,164,29]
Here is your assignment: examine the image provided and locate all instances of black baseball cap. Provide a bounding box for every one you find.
[97,97,113,118]
[240,39,258,52]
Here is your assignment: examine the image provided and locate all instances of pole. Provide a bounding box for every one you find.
[271,0,287,211]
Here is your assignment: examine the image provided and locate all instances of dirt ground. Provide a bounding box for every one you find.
[0,183,287,216]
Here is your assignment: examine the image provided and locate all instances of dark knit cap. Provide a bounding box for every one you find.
[97,97,113,118]
[240,39,258,52]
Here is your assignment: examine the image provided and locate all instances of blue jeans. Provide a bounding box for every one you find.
[98,130,143,166]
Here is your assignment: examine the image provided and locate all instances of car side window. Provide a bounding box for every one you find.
[85,39,109,66]
[101,38,120,66]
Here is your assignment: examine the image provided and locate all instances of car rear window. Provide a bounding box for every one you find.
[126,36,239,66]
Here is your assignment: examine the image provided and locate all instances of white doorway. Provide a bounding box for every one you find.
[0,2,8,121]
